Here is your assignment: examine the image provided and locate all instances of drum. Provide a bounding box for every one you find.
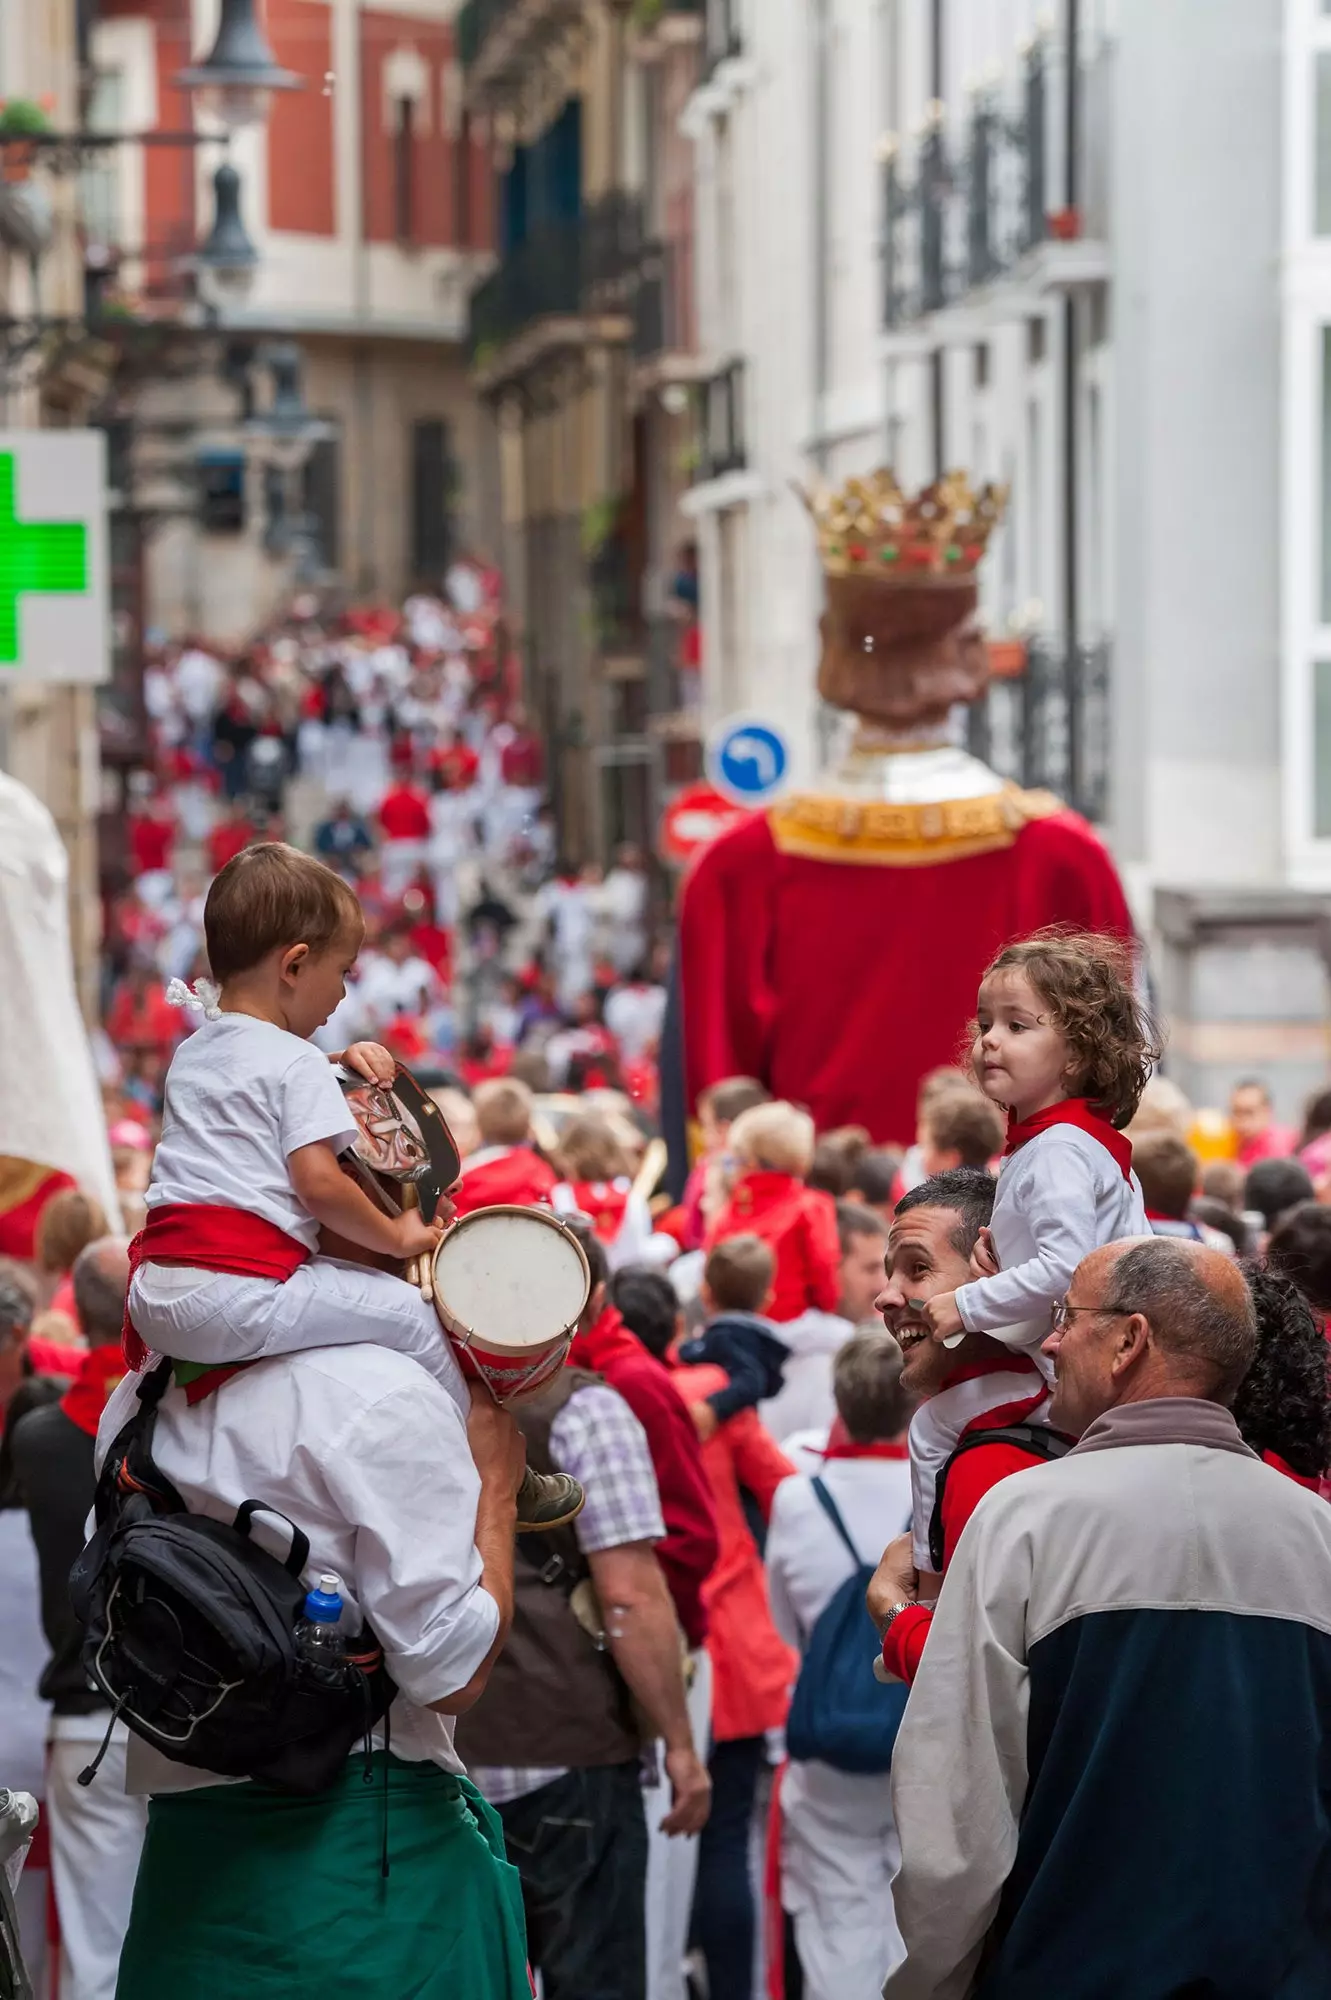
[431,1206,591,1405]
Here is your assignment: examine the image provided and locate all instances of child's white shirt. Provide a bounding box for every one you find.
[147,1014,358,1253]
[953,1124,1148,1364]
[908,1359,1049,1573]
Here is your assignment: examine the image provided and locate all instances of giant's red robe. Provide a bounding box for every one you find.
[678,785,1131,1146]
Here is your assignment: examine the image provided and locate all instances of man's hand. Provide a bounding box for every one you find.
[923,1290,965,1343]
[334,1042,397,1085]
[867,1532,919,1634]
[689,1401,719,1443]
[660,1746,712,1837]
[969,1226,999,1279]
[466,1381,525,1502]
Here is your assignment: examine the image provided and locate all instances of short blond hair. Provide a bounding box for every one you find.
[729,1101,816,1178]
[474,1077,535,1147]
[558,1114,631,1184]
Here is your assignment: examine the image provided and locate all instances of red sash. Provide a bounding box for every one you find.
[818,1416,909,1461]
[60,1346,129,1438]
[123,1204,310,1370]
[1004,1098,1133,1183]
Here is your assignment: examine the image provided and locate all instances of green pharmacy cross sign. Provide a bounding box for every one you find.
[0,431,109,685]
[0,452,88,662]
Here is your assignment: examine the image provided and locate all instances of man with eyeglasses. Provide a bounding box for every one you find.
[878,1231,1331,2000]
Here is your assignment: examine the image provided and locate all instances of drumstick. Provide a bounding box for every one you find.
[401,1182,435,1303]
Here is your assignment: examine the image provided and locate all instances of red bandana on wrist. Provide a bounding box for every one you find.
[1004,1098,1133,1183]
[60,1345,129,1439]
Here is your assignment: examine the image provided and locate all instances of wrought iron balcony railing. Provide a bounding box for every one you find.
[966,635,1111,825]
[634,237,694,362]
[468,194,645,362]
[884,38,1054,329]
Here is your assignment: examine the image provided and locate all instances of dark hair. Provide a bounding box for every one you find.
[851,1148,902,1207]
[833,1330,910,1444]
[1301,1087,1331,1150]
[1243,1158,1315,1232]
[704,1233,775,1313]
[807,1144,855,1198]
[836,1199,887,1254]
[1267,1201,1331,1313]
[609,1267,679,1362]
[204,843,362,983]
[926,1091,1006,1167]
[1190,1197,1253,1260]
[894,1166,996,1259]
[981,927,1160,1128]
[556,1213,609,1299]
[1101,1238,1256,1402]
[1233,1078,1271,1106]
[1231,1268,1331,1480]
[1131,1130,1200,1220]
[0,1270,34,1342]
[699,1077,771,1126]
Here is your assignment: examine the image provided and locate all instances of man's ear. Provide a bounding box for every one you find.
[1109,1311,1151,1379]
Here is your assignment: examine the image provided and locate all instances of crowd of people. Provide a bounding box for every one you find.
[3,573,1331,1999]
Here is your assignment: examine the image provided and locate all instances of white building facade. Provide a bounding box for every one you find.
[682,0,1331,1119]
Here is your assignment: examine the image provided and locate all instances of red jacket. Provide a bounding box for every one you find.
[450,1146,558,1216]
[378,785,430,842]
[570,1309,720,1649]
[707,1171,841,1323]
[672,1361,797,1739]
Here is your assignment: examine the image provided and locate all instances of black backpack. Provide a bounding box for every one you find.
[927,1421,1073,1573]
[69,1360,396,1798]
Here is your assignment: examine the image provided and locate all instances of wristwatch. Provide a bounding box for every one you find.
[873,1602,916,1685]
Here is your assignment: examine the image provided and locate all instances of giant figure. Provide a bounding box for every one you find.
[677,472,1132,1144]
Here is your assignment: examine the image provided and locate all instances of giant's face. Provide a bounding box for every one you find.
[817,574,989,728]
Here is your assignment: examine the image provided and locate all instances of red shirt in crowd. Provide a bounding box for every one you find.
[128,811,175,877]
[706,1170,841,1323]
[378,784,431,842]
[450,1145,557,1216]
[105,980,181,1058]
[500,732,544,789]
[569,1307,720,1650]
[435,742,480,791]
[207,817,255,875]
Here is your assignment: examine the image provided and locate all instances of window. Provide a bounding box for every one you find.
[410,419,459,584]
[1321,329,1331,622]
[1316,662,1331,838]
[302,432,341,573]
[197,450,246,534]
[454,107,473,249]
[394,96,416,245]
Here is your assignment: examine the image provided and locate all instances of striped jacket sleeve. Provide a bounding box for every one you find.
[883,1481,1037,1999]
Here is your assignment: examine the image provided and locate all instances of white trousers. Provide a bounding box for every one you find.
[644,1649,713,2000]
[129,1257,466,1408]
[46,1727,147,2000]
[780,1759,906,2000]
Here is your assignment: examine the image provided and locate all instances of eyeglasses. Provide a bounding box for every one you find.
[1050,1301,1135,1335]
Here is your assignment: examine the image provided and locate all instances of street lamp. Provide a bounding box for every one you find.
[176,0,300,131]
[191,160,258,306]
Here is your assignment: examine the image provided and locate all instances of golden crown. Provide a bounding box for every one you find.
[803,469,1009,582]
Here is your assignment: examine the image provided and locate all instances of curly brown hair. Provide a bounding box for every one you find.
[980,927,1160,1129]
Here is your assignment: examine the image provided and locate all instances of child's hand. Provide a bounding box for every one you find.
[391,1211,445,1262]
[969,1227,999,1279]
[923,1291,966,1343]
[336,1042,397,1086]
[690,1402,720,1443]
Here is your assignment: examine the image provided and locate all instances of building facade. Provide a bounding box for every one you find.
[679,0,1331,1122]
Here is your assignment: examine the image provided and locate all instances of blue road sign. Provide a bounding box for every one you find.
[707,717,791,805]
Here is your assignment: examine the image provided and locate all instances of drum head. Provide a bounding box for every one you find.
[434,1207,590,1351]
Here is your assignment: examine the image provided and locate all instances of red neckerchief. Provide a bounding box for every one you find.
[568,1304,645,1375]
[124,1204,310,1370]
[1004,1098,1133,1183]
[567,1181,630,1242]
[59,1346,128,1438]
[1262,1449,1323,1493]
[819,1438,909,1462]
[941,1352,1044,1393]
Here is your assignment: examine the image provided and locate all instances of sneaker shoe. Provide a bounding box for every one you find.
[515,1466,586,1533]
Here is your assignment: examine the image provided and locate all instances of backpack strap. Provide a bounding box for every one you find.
[810,1476,866,1571]
[927,1422,1072,1573]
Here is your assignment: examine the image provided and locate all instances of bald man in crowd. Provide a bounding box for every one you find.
[8,1237,147,2000]
[881,1237,1331,2000]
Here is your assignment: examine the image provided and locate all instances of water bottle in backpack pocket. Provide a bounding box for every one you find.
[784,1478,909,1776]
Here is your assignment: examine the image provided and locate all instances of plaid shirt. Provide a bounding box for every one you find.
[470,1381,665,1807]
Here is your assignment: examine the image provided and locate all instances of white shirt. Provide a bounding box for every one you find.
[767,1456,913,1649]
[954,1125,1148,1357]
[149,1015,357,1251]
[354,952,439,1025]
[758,1311,851,1445]
[604,983,667,1061]
[96,1344,499,1793]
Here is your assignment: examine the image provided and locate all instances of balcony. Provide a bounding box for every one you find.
[633,237,700,382]
[693,360,747,483]
[469,194,645,383]
[966,636,1110,825]
[702,0,742,77]
[883,36,1106,330]
[457,0,587,113]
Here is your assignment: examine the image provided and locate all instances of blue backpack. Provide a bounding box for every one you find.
[784,1478,909,1775]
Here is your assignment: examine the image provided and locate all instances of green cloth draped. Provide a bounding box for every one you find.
[115,1755,531,1999]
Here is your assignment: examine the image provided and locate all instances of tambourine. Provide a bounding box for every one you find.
[321,1062,462,1274]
